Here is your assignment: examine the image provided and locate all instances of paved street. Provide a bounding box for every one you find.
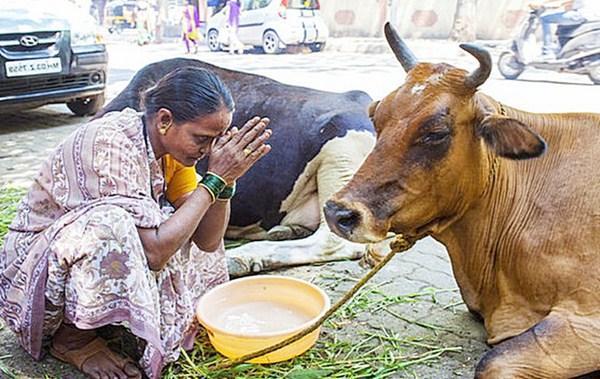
[0,38,598,378]
[1,38,598,188]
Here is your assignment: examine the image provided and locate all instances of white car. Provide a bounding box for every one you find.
[206,0,328,54]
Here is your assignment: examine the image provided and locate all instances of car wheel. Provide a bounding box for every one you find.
[309,42,325,52]
[262,30,282,54]
[207,29,221,52]
[498,52,525,80]
[66,93,105,117]
[588,64,600,85]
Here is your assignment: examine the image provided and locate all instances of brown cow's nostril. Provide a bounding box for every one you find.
[324,200,361,237]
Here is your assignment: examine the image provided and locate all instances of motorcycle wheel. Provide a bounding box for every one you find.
[588,65,600,85]
[498,52,525,80]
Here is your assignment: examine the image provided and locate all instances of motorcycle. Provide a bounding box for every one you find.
[498,7,600,84]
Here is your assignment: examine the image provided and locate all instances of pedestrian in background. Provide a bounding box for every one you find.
[181,0,201,54]
[197,0,208,39]
[225,0,243,54]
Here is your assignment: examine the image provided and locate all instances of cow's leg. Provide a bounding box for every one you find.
[226,226,366,276]
[226,131,375,276]
[475,311,600,379]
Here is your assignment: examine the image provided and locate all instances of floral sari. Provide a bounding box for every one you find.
[0,108,229,378]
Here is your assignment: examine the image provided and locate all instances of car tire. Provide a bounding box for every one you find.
[498,51,525,80]
[207,29,221,52]
[309,42,325,52]
[262,30,282,54]
[67,93,105,117]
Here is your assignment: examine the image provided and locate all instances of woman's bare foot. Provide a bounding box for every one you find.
[51,323,142,379]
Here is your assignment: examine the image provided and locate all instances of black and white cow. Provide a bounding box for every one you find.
[98,58,376,276]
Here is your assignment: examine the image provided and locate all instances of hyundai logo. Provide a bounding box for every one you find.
[19,35,39,47]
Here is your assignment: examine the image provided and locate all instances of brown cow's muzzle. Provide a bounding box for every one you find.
[324,200,361,238]
[324,199,387,243]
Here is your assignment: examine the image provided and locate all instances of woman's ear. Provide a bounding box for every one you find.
[157,108,174,126]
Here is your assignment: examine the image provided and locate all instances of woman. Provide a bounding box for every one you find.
[0,67,271,379]
[225,0,243,54]
[181,0,201,53]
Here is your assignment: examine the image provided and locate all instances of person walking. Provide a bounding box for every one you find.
[225,0,243,54]
[181,0,201,53]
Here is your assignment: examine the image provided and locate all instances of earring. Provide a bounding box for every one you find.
[158,122,171,135]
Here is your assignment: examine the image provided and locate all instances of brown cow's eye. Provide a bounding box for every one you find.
[420,130,450,144]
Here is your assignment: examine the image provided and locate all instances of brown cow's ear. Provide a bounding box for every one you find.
[478,116,547,160]
[368,100,380,119]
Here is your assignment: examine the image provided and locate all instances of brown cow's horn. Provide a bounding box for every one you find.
[384,22,418,72]
[460,44,492,89]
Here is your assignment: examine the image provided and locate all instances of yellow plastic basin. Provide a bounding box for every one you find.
[196,275,330,363]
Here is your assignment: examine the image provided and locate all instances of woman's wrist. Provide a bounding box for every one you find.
[198,172,228,203]
[217,181,236,202]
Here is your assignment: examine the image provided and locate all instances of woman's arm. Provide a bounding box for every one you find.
[171,192,230,252]
[138,186,215,270]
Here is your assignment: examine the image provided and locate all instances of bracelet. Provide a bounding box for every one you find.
[217,182,236,201]
[206,171,227,187]
[199,172,227,203]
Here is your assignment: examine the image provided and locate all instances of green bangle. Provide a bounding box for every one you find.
[200,172,227,202]
[217,182,236,201]
[206,171,227,187]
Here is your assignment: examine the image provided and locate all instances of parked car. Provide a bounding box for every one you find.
[0,1,108,116]
[206,0,328,54]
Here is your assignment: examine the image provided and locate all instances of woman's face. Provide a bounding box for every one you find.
[163,107,233,166]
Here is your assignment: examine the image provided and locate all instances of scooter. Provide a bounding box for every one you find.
[498,7,600,84]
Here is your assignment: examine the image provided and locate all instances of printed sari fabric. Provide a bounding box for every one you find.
[0,108,229,378]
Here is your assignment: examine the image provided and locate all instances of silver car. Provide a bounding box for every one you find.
[206,0,328,54]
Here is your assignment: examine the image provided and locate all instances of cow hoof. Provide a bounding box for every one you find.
[266,225,313,241]
[227,257,251,277]
[251,262,263,273]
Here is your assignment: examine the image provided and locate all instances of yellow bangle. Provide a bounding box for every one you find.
[198,183,216,204]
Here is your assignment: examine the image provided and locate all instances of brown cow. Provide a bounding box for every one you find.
[325,23,600,378]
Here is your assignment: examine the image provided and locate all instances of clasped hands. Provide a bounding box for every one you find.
[207,116,272,184]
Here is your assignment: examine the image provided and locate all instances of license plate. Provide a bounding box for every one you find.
[5,57,62,78]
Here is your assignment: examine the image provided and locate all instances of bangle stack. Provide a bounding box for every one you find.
[199,171,227,203]
[217,182,236,201]
[198,171,236,203]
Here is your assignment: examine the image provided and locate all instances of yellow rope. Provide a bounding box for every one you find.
[215,235,416,370]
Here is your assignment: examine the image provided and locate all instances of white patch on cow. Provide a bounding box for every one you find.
[226,130,377,276]
[428,72,445,84]
[411,83,427,95]
[279,130,375,227]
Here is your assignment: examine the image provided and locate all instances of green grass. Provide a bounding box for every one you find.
[0,186,26,249]
[164,275,462,379]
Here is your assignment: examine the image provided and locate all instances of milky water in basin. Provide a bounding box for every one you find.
[217,301,313,334]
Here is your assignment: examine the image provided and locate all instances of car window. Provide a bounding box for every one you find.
[286,0,319,10]
[244,0,272,10]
